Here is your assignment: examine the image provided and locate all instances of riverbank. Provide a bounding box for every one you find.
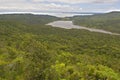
[47,21,120,36]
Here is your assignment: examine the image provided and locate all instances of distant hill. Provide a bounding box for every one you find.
[108,11,120,14]
[72,11,120,33]
[0,14,59,25]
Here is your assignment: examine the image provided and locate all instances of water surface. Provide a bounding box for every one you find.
[47,21,120,35]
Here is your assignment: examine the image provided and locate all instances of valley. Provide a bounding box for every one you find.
[47,20,120,35]
[0,12,120,80]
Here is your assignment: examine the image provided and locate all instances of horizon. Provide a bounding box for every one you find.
[0,11,120,18]
[0,0,120,13]
[0,0,120,17]
[0,10,119,17]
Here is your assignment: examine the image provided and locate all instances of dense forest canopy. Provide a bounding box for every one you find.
[0,12,120,80]
[72,11,120,33]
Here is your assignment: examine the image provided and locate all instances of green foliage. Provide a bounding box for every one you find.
[0,14,120,80]
[72,11,120,33]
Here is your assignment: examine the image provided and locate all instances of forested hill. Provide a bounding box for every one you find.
[72,11,120,33]
[0,13,120,80]
[0,14,59,25]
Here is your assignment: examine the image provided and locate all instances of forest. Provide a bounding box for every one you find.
[72,11,120,33]
[0,12,120,80]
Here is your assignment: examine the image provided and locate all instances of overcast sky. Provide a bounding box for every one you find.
[0,0,120,13]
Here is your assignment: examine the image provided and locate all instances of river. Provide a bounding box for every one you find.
[47,21,120,36]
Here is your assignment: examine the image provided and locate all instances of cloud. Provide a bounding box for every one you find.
[0,0,25,3]
[32,0,118,4]
[0,0,119,14]
[0,1,82,12]
[0,0,84,12]
[93,0,118,3]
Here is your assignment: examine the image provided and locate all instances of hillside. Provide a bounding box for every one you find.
[72,11,120,33]
[0,14,120,80]
[0,14,59,25]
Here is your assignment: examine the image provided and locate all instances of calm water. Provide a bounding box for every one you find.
[47,21,120,35]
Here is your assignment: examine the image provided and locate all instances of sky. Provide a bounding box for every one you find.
[0,0,120,14]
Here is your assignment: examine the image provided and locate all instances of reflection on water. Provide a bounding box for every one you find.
[47,21,120,35]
